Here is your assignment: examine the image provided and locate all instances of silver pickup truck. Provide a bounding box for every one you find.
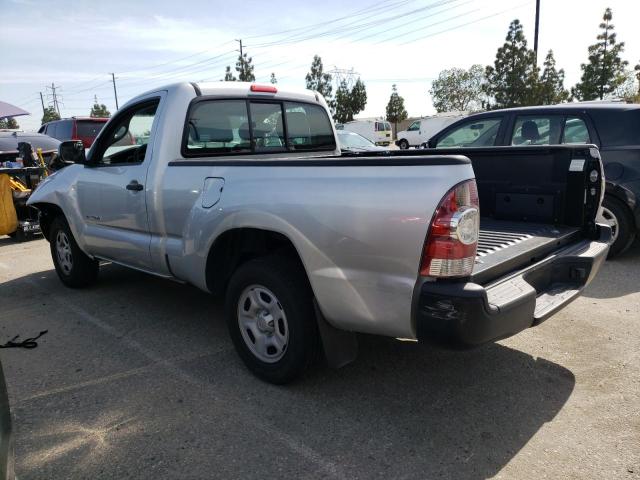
[28,82,610,383]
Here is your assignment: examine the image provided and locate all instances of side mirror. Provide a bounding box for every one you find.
[58,140,86,164]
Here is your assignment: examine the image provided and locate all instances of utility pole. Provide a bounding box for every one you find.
[236,39,243,58]
[39,92,45,115]
[50,83,60,116]
[111,73,119,110]
[533,0,540,64]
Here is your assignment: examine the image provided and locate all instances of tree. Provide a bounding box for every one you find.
[0,117,19,129]
[614,69,639,102]
[333,78,367,124]
[536,50,570,105]
[270,72,277,84]
[90,97,110,118]
[485,19,539,108]
[223,66,237,81]
[236,52,255,82]
[385,84,407,134]
[305,55,333,107]
[429,64,485,112]
[41,107,60,124]
[572,8,628,101]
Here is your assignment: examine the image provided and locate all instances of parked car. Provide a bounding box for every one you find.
[29,82,609,384]
[38,117,109,148]
[396,113,466,149]
[337,130,387,152]
[422,103,640,257]
[0,131,60,166]
[340,119,392,146]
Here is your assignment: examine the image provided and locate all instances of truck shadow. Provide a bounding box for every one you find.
[2,264,575,480]
[582,240,640,299]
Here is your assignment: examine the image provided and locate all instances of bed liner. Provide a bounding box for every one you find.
[472,219,582,285]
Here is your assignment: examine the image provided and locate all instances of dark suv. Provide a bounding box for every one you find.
[424,103,640,257]
[39,117,109,148]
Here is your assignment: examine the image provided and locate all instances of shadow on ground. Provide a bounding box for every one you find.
[582,240,640,299]
[2,263,576,479]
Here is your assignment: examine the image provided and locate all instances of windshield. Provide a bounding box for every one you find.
[337,131,375,149]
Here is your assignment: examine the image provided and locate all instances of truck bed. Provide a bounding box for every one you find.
[472,220,582,284]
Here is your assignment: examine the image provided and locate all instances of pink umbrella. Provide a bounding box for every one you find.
[0,101,30,119]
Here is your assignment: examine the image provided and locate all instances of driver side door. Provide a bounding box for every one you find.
[76,94,163,271]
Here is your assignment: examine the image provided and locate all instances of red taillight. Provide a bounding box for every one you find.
[250,84,277,93]
[420,179,479,278]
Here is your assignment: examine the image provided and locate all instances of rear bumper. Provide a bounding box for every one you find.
[414,225,611,347]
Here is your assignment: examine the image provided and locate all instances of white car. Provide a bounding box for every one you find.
[396,113,466,149]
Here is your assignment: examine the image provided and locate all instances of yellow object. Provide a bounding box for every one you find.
[0,174,18,236]
[9,176,28,192]
[36,148,48,177]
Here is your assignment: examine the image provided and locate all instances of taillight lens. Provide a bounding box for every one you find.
[420,179,479,278]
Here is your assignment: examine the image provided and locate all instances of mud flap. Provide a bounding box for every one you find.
[313,301,358,369]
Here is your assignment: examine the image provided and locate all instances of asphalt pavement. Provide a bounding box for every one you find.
[0,236,638,479]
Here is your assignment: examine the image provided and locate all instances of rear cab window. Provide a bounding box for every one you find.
[184,99,335,156]
[436,117,502,148]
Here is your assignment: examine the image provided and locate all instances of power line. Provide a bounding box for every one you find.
[397,1,533,45]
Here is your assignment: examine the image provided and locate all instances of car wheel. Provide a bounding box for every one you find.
[599,196,636,258]
[225,254,319,384]
[398,139,409,150]
[49,216,99,288]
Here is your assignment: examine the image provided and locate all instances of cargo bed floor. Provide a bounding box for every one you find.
[472,219,581,284]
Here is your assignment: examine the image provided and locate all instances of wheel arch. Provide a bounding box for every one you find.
[30,202,66,241]
[605,182,638,231]
[205,227,309,297]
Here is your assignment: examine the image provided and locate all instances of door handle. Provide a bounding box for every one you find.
[126,180,144,191]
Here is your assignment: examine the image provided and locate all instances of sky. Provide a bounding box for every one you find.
[1,0,639,132]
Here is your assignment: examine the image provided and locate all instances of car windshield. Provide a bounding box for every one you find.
[338,131,375,149]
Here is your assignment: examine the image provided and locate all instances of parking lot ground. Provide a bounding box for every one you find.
[0,235,638,479]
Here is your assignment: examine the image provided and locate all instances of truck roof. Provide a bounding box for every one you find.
[125,82,321,106]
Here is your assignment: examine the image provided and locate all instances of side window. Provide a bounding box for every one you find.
[407,121,420,131]
[250,102,284,152]
[186,100,250,154]
[384,122,392,131]
[284,102,335,151]
[436,118,502,148]
[562,117,590,144]
[58,120,72,140]
[93,99,159,165]
[47,122,59,139]
[511,115,562,146]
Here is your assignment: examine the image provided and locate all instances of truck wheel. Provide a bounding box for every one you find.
[600,196,636,258]
[398,139,409,150]
[49,216,99,288]
[225,255,319,384]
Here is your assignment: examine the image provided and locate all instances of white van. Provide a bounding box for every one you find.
[341,119,392,146]
[396,113,467,149]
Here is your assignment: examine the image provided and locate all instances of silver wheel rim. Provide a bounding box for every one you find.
[55,231,73,274]
[598,206,619,244]
[237,285,289,363]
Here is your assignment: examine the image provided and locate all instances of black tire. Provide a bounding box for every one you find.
[49,216,99,288]
[601,195,636,258]
[398,139,409,150]
[225,254,319,384]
